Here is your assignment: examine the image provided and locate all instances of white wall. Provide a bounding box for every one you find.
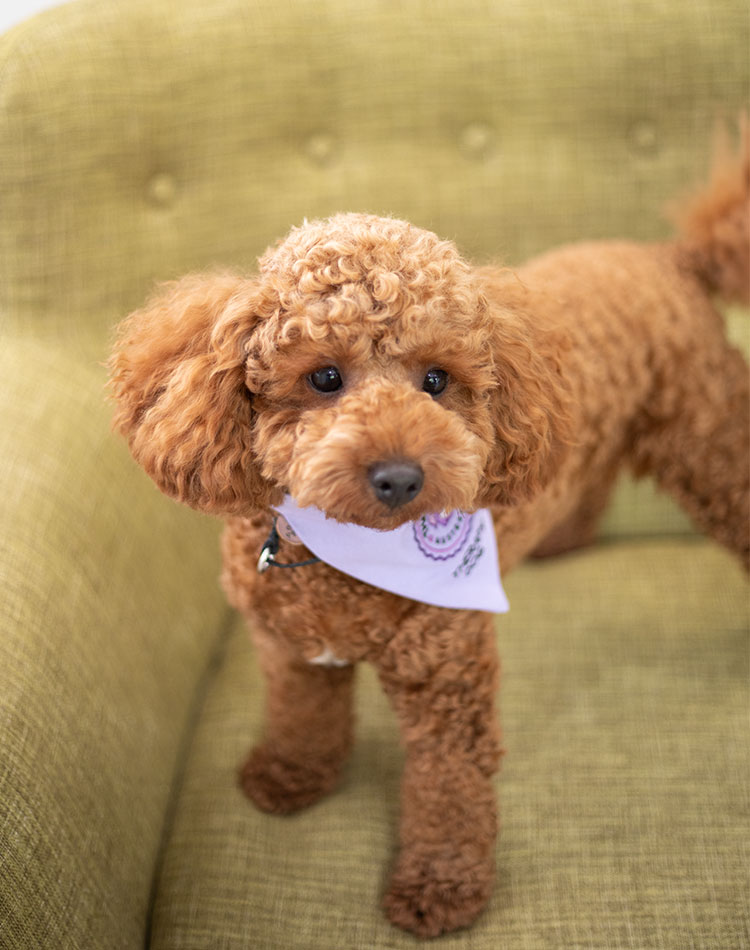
[1,0,68,35]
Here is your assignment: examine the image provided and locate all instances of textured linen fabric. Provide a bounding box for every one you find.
[1,0,748,356]
[150,541,748,950]
[0,0,748,947]
[0,337,228,949]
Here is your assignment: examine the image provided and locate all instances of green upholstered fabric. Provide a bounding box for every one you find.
[150,541,748,949]
[0,335,228,947]
[1,0,748,357]
[1,0,748,948]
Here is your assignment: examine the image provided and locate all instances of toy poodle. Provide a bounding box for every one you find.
[109,132,748,937]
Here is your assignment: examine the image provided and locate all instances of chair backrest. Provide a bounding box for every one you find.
[1,0,747,535]
[2,0,747,357]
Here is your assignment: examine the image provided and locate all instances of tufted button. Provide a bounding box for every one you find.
[460,122,494,160]
[629,119,659,156]
[147,172,178,207]
[305,133,336,166]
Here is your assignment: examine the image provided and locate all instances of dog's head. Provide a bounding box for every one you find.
[109,214,569,528]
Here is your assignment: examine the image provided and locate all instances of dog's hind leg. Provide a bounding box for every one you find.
[631,336,749,569]
[239,631,355,813]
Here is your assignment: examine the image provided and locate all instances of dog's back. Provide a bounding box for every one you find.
[486,126,749,568]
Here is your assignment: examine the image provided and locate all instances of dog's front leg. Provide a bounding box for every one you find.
[239,629,355,814]
[376,609,502,937]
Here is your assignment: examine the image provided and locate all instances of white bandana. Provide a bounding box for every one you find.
[273,496,509,614]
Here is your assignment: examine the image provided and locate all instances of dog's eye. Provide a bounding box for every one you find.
[308,366,343,393]
[422,368,449,397]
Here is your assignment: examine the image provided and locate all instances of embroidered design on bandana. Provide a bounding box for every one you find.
[414,511,473,561]
[273,496,509,614]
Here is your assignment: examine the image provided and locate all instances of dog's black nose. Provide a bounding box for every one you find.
[369,460,424,509]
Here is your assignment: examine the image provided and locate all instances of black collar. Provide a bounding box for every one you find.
[257,518,321,574]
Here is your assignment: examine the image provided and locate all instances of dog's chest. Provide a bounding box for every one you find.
[235,516,401,665]
[306,644,351,667]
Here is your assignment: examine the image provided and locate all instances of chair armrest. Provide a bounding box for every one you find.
[0,336,228,948]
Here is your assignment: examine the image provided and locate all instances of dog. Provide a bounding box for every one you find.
[109,132,748,937]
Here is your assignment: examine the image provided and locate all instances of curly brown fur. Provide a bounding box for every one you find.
[109,134,749,937]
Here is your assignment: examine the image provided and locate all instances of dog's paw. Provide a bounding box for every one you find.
[383,857,493,937]
[238,744,340,814]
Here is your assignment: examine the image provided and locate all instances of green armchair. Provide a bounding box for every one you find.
[1,1,747,947]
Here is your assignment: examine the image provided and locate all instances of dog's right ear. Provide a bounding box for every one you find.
[108,273,273,516]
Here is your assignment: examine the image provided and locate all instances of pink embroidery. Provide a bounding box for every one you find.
[413,511,473,561]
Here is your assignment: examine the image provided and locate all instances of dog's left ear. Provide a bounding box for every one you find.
[478,303,573,508]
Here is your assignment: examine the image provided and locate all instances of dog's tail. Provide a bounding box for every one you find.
[673,115,749,305]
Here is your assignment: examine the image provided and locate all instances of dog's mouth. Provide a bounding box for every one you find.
[286,474,470,532]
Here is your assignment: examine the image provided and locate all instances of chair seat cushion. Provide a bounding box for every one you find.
[150,539,748,948]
